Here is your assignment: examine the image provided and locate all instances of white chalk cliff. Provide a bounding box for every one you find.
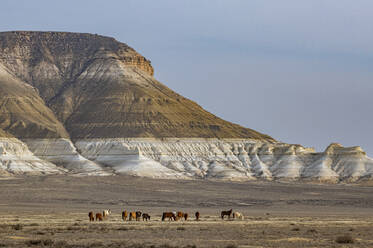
[1,137,372,182]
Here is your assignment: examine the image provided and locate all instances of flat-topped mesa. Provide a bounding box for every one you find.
[0,31,153,97]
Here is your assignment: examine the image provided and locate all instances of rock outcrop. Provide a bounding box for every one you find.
[0,31,371,182]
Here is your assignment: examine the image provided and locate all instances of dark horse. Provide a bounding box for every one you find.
[88,211,94,222]
[195,211,200,221]
[221,209,232,219]
[136,211,142,221]
[162,212,176,221]
[142,213,151,221]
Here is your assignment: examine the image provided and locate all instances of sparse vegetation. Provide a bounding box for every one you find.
[336,234,354,244]
[25,239,53,246]
[12,224,22,230]
[225,245,238,248]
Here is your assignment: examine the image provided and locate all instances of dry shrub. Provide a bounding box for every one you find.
[117,227,130,231]
[225,245,238,248]
[177,227,186,231]
[29,223,39,227]
[307,228,317,234]
[25,239,53,246]
[12,224,23,230]
[53,240,68,248]
[291,227,300,231]
[336,234,354,244]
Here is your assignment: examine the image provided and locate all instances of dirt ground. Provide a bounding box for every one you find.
[0,175,373,247]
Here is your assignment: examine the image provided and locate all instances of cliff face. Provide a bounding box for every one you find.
[0,31,272,140]
[0,31,371,182]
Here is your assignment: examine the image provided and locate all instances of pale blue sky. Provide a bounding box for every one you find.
[1,0,372,155]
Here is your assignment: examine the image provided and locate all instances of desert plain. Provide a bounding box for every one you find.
[0,176,372,247]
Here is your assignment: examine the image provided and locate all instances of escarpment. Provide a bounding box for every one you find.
[0,31,271,140]
[0,31,372,182]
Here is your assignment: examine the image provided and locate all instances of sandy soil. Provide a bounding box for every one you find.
[0,175,373,247]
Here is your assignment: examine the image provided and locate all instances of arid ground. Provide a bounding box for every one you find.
[0,175,373,247]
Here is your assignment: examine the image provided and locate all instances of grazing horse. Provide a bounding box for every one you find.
[129,212,136,221]
[122,211,128,221]
[184,213,188,221]
[233,212,244,220]
[221,209,232,219]
[162,212,176,221]
[103,209,111,219]
[142,213,151,221]
[88,212,94,222]
[176,211,184,221]
[195,212,200,221]
[96,213,103,221]
[136,211,142,221]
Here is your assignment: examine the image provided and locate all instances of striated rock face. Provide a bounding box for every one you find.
[10,138,370,182]
[0,31,371,182]
[0,138,64,175]
[0,31,272,140]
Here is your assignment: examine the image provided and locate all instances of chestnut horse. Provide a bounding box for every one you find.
[176,211,184,221]
[195,212,200,221]
[162,212,176,221]
[96,213,103,221]
[88,212,94,222]
[129,212,136,221]
[221,209,232,219]
[122,211,128,221]
[184,213,188,221]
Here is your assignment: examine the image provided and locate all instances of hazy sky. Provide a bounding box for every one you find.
[1,0,372,155]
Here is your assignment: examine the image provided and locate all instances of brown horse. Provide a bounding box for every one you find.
[184,213,188,221]
[129,212,136,221]
[221,209,232,219]
[96,213,103,221]
[142,213,151,221]
[162,212,176,221]
[195,212,200,221]
[88,212,94,222]
[176,211,184,221]
[122,211,128,221]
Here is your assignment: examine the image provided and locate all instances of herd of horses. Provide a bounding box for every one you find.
[88,208,244,222]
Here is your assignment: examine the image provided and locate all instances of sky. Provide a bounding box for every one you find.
[1,0,372,155]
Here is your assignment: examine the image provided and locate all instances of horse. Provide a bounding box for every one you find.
[162,212,176,221]
[135,211,142,221]
[95,213,103,221]
[221,209,232,219]
[195,212,200,221]
[122,210,128,221]
[88,212,94,222]
[142,213,151,221]
[176,211,184,221]
[129,212,136,221]
[233,212,244,220]
[184,213,188,221]
[103,209,111,219]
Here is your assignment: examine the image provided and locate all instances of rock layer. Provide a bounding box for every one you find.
[0,31,271,140]
[0,31,371,182]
